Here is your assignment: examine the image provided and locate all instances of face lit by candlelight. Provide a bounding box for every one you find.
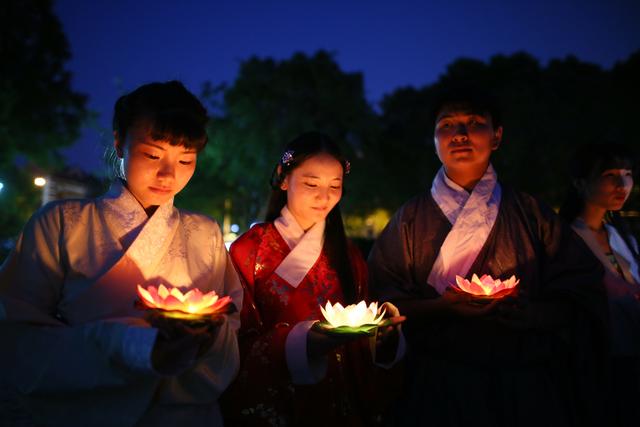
[281,153,344,231]
[115,121,197,211]
[584,168,634,212]
[434,106,502,176]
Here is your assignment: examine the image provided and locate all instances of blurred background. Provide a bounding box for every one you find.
[1,0,639,261]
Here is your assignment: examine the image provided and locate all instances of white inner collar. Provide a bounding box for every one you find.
[273,206,326,288]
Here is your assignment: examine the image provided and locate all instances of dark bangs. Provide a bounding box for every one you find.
[146,110,208,152]
[113,80,209,152]
[598,152,634,173]
[431,86,502,129]
[573,143,635,181]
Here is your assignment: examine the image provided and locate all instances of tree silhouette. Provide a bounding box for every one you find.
[0,0,87,169]
[0,0,87,244]
[180,51,377,226]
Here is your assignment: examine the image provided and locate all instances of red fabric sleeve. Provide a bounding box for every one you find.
[224,226,295,424]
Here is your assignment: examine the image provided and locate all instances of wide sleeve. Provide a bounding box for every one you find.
[522,195,610,425]
[0,203,66,322]
[221,226,310,424]
[228,226,294,380]
[153,219,243,404]
[0,204,159,395]
[367,204,420,302]
[530,196,607,318]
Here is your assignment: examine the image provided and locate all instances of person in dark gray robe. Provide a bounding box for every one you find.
[368,88,608,427]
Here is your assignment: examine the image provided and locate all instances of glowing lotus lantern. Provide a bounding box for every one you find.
[136,284,232,320]
[315,301,386,335]
[453,274,519,298]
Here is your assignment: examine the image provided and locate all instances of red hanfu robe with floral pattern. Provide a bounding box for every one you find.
[221,222,393,426]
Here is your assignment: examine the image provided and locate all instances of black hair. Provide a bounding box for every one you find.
[559,143,635,223]
[559,143,638,258]
[265,132,356,304]
[112,80,209,152]
[430,86,502,130]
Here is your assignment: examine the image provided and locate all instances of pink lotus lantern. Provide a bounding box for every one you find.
[136,284,232,320]
[453,274,519,299]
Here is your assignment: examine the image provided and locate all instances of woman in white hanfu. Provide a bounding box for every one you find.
[0,81,243,427]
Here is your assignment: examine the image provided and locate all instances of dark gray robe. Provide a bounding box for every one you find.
[368,185,608,427]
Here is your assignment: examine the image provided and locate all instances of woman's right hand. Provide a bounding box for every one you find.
[306,326,363,359]
[148,314,220,374]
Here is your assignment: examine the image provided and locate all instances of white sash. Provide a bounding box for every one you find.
[274,206,325,288]
[572,219,639,285]
[428,165,502,294]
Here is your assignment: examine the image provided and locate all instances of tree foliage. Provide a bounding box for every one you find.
[0,0,87,170]
[4,5,637,240]
[181,51,378,225]
[0,0,87,242]
[380,50,640,211]
[180,49,640,232]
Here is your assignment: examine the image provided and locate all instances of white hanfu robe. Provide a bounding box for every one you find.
[0,181,243,427]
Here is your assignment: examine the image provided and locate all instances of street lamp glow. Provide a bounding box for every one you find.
[34,177,47,187]
[0,182,4,192]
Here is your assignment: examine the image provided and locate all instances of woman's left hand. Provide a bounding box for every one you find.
[374,302,405,363]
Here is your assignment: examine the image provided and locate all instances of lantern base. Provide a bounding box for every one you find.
[146,308,226,329]
[450,285,517,303]
[134,300,235,328]
[313,321,379,337]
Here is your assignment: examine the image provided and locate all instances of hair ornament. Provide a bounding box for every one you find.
[281,150,294,166]
[344,160,351,174]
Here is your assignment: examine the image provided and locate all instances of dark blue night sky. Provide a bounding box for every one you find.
[54,0,640,174]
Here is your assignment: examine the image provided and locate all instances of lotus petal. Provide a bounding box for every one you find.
[146,286,159,301]
[137,285,156,307]
[453,274,520,297]
[170,287,186,302]
[137,284,232,315]
[320,300,387,328]
[158,284,170,299]
[161,294,183,311]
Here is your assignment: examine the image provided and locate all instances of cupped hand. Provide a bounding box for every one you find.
[148,312,222,374]
[375,302,405,341]
[374,302,406,362]
[306,326,363,359]
[440,287,500,317]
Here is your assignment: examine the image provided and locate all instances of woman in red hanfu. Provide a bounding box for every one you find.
[221,132,405,426]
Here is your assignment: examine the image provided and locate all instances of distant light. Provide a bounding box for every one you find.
[230,223,240,233]
[0,182,4,192]
[34,177,47,187]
